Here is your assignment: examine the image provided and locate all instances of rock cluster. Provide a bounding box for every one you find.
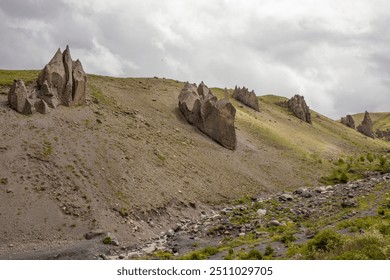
[232,86,259,111]
[341,114,355,129]
[376,129,390,141]
[107,172,390,260]
[278,94,312,124]
[178,82,237,150]
[357,111,375,139]
[8,46,87,115]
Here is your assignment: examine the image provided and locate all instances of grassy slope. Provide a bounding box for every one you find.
[352,112,390,131]
[0,70,389,249]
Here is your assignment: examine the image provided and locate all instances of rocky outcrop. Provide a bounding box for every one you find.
[37,45,87,107]
[278,94,312,124]
[8,46,87,115]
[376,130,390,141]
[357,111,375,139]
[178,82,236,150]
[341,114,355,129]
[232,86,259,111]
[8,80,35,115]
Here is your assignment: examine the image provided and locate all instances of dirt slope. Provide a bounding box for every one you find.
[0,70,389,257]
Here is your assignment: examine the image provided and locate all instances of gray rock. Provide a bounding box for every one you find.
[341,199,358,208]
[341,114,355,129]
[142,243,157,254]
[85,229,104,240]
[357,111,375,138]
[257,209,267,216]
[268,220,281,227]
[8,80,33,115]
[34,99,49,114]
[294,187,312,198]
[315,186,327,193]
[279,193,293,201]
[278,94,312,124]
[178,82,237,150]
[232,86,259,111]
[37,45,87,108]
[71,59,87,106]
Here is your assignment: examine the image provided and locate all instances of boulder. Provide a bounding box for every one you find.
[71,59,87,106]
[376,129,390,141]
[357,111,375,139]
[34,99,49,114]
[257,209,267,217]
[268,220,281,227]
[232,86,259,111]
[178,82,201,124]
[8,80,34,115]
[341,114,355,129]
[178,82,237,150]
[288,95,312,124]
[279,193,293,201]
[278,94,312,124]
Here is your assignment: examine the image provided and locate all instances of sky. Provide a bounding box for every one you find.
[0,0,389,119]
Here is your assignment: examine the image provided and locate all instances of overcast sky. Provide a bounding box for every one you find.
[0,0,389,119]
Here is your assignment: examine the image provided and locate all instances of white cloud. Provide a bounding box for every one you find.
[0,0,389,118]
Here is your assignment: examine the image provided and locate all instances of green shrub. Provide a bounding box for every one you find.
[239,249,263,260]
[264,244,274,256]
[366,153,374,163]
[154,250,173,260]
[339,171,349,183]
[103,236,112,245]
[303,229,343,259]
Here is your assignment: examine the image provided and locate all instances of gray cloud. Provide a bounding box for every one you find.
[0,0,389,118]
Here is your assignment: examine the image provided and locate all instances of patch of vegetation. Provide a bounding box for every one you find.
[90,84,113,106]
[237,249,263,260]
[0,69,39,87]
[0,178,8,185]
[153,250,174,260]
[301,229,345,259]
[320,152,390,184]
[180,246,220,260]
[33,140,53,160]
[103,236,112,245]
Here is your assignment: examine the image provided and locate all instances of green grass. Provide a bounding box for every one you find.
[0,69,40,88]
[320,152,390,184]
[89,84,113,106]
[180,246,220,260]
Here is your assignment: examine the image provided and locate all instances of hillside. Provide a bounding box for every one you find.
[351,112,390,131]
[0,70,389,259]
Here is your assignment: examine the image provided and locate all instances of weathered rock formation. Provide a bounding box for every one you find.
[178,82,236,150]
[357,111,375,139]
[278,94,312,124]
[376,129,390,141]
[8,80,35,115]
[8,46,87,115]
[37,45,87,107]
[232,86,259,111]
[341,114,355,129]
